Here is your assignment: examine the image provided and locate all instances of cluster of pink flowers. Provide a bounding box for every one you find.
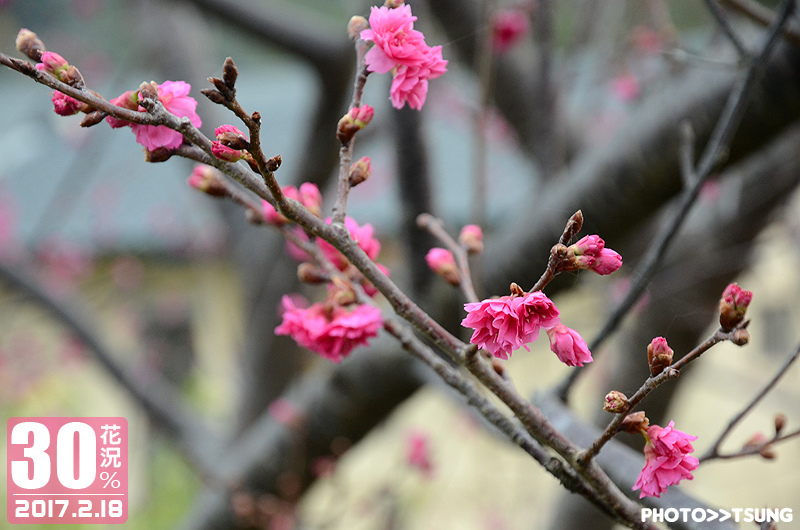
[106,81,201,151]
[633,421,699,498]
[461,291,560,360]
[569,234,623,275]
[360,3,447,110]
[275,295,383,363]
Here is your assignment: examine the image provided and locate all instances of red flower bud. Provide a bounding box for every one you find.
[647,337,673,376]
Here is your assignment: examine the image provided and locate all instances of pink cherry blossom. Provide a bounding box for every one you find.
[633,421,699,498]
[361,5,428,73]
[613,72,641,102]
[492,10,530,53]
[426,247,460,285]
[361,3,447,110]
[318,217,381,270]
[106,90,138,128]
[461,291,559,360]
[545,324,592,367]
[389,46,448,110]
[275,295,383,363]
[129,81,201,151]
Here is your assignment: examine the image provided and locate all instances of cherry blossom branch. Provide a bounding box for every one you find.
[331,37,370,226]
[555,0,796,402]
[578,327,742,465]
[529,210,584,293]
[416,213,480,303]
[699,341,800,462]
[704,0,751,59]
[720,0,800,47]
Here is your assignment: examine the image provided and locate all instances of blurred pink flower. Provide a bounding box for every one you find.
[318,217,381,270]
[613,72,641,102]
[425,247,460,285]
[405,429,435,478]
[130,81,201,150]
[545,324,592,367]
[268,398,302,427]
[492,10,530,53]
[275,295,383,363]
[462,291,559,359]
[262,183,323,226]
[633,421,698,498]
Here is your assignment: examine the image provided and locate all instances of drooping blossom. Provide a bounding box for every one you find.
[461,290,560,360]
[275,295,383,363]
[360,3,447,110]
[568,234,622,275]
[389,46,448,110]
[405,429,435,478]
[128,81,201,151]
[318,217,381,270]
[633,421,698,498]
[51,91,83,116]
[492,9,530,53]
[545,323,592,367]
[261,183,323,226]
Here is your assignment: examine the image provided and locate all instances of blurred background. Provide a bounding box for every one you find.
[1,0,800,528]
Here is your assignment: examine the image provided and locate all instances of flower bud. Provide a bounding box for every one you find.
[647,337,673,376]
[347,16,369,40]
[775,413,787,435]
[51,91,84,116]
[620,411,649,434]
[719,283,752,331]
[35,51,69,76]
[384,0,405,7]
[732,327,750,346]
[348,156,372,187]
[425,247,461,286]
[144,147,174,163]
[603,390,629,413]
[459,224,484,254]
[187,165,230,198]
[215,124,249,150]
[222,57,238,90]
[16,29,45,61]
[336,105,374,143]
[564,234,622,275]
[266,155,282,172]
[211,141,246,162]
[297,262,328,284]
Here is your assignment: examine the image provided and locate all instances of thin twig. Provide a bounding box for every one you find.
[554,0,797,402]
[700,341,800,462]
[578,327,739,465]
[331,40,370,225]
[705,0,751,58]
[416,213,480,303]
[720,0,800,47]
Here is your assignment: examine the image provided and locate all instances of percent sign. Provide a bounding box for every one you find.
[100,471,121,489]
